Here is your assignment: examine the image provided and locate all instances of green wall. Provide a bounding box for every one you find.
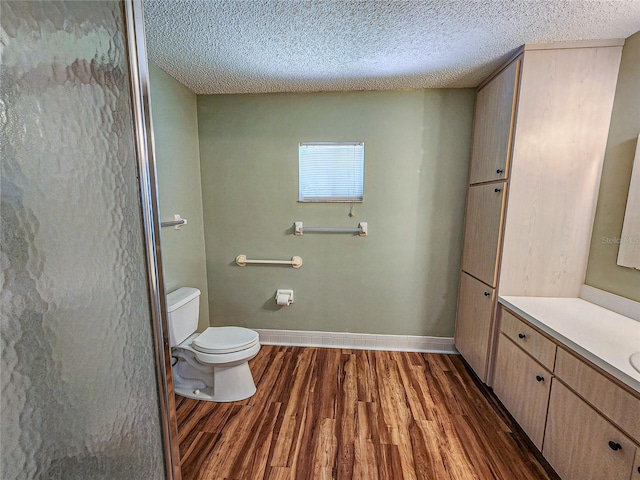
[149,63,210,330]
[197,90,475,337]
[586,31,640,301]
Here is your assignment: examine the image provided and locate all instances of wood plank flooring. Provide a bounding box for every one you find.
[176,346,559,480]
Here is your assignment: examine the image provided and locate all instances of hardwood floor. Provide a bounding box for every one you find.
[176,346,559,480]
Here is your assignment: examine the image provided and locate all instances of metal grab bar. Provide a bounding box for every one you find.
[235,255,303,268]
[161,214,187,229]
[294,221,367,236]
[303,227,360,233]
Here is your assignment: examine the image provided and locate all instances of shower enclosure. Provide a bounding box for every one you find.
[1,1,178,478]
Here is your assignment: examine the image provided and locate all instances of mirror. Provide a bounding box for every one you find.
[617,134,640,269]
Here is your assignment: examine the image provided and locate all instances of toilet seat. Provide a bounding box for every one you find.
[192,326,259,354]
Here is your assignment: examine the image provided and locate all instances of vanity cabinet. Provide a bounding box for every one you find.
[554,348,640,441]
[492,333,552,449]
[492,305,640,480]
[454,40,623,382]
[543,380,637,480]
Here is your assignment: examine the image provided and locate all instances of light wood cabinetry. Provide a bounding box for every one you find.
[543,380,636,480]
[460,183,507,286]
[498,46,625,297]
[492,333,552,449]
[454,40,623,382]
[454,272,494,380]
[493,305,640,480]
[554,348,640,441]
[499,309,556,371]
[468,60,519,185]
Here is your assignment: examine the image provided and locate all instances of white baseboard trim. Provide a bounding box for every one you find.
[254,328,457,354]
[580,284,640,322]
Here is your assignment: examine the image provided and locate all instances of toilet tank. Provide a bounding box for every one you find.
[166,287,201,347]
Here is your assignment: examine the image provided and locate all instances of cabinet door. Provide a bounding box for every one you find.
[454,272,495,382]
[543,380,636,480]
[469,59,520,184]
[461,182,507,286]
[492,334,551,449]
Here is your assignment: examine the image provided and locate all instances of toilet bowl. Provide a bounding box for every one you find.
[167,287,260,402]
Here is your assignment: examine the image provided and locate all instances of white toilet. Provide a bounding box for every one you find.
[167,287,260,402]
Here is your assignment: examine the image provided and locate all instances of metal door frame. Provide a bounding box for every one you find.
[123,2,181,478]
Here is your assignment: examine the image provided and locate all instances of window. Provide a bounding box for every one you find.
[298,142,364,202]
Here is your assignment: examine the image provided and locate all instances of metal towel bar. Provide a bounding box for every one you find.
[294,221,367,236]
[235,255,303,268]
[161,214,187,229]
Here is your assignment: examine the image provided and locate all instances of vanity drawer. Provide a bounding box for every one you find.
[500,308,557,370]
[555,348,640,442]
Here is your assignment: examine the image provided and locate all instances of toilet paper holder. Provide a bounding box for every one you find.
[275,289,294,306]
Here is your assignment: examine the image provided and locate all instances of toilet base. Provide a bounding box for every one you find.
[172,349,258,402]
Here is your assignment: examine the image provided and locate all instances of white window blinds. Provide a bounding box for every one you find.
[298,142,364,202]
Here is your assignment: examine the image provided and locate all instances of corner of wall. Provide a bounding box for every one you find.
[149,62,211,329]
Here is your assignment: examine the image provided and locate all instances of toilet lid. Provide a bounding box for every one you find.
[192,326,259,354]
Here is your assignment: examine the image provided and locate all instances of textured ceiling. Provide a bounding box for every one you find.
[143,0,640,94]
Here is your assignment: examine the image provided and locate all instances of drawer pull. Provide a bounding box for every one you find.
[608,441,622,451]
[535,375,544,382]
[484,292,491,297]
[496,169,504,174]
[494,188,502,193]
[518,333,526,339]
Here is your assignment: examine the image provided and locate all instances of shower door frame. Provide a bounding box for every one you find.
[123,1,181,479]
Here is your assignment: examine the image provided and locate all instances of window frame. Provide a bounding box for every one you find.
[298,141,365,203]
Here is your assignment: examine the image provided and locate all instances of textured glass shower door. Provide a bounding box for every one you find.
[1,1,174,479]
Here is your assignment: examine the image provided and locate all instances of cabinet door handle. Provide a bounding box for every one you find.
[494,188,502,193]
[608,441,622,451]
[496,169,504,174]
[535,375,544,382]
[518,333,526,339]
[484,292,491,297]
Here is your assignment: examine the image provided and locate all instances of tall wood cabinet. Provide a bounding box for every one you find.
[454,40,624,383]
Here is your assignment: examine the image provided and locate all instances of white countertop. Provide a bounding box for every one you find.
[498,296,640,393]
